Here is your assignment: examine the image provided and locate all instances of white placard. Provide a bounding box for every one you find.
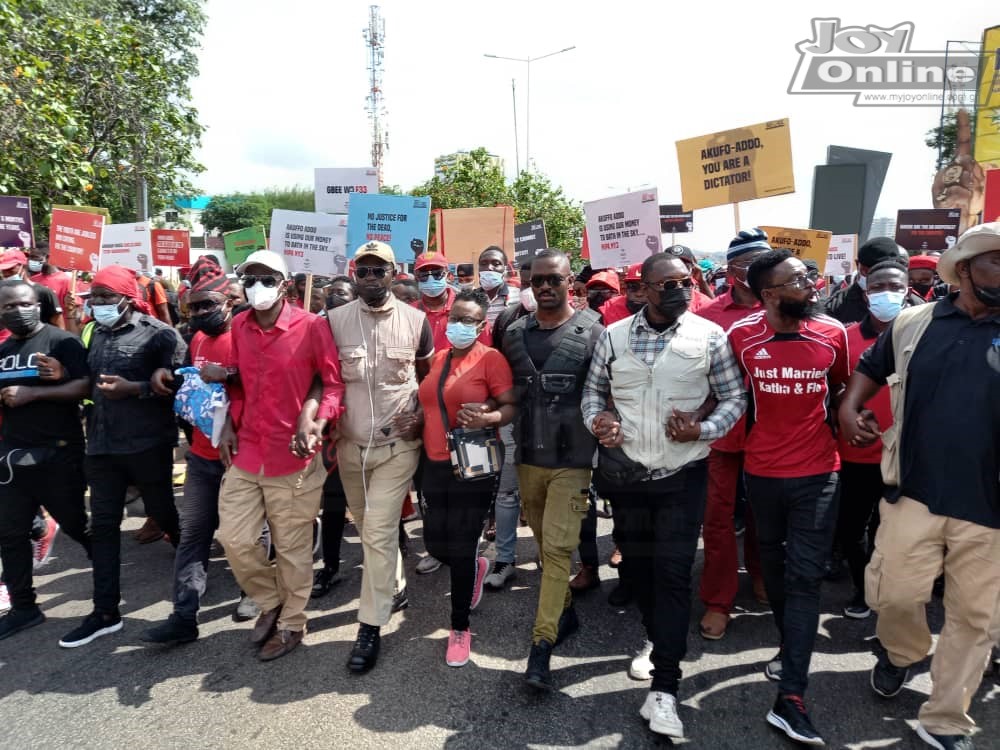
[99,221,152,272]
[314,167,379,214]
[583,189,661,270]
[269,209,348,276]
[824,234,858,277]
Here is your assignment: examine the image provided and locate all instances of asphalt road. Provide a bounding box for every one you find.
[2,500,997,750]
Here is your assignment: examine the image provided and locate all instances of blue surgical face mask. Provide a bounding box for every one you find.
[856,273,868,291]
[479,270,503,291]
[419,276,448,298]
[445,321,479,349]
[93,300,126,327]
[867,290,905,322]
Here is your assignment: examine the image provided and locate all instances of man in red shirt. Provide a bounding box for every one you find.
[143,256,248,645]
[28,244,73,325]
[415,252,489,351]
[599,263,645,325]
[728,249,850,746]
[215,249,344,662]
[695,229,770,641]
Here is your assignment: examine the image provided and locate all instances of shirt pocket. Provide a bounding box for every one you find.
[670,339,707,382]
[103,343,144,380]
[385,347,415,385]
[339,347,367,383]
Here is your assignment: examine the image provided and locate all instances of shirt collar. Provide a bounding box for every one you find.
[360,292,400,315]
[935,292,1000,323]
[720,289,757,311]
[248,300,295,332]
[634,307,681,335]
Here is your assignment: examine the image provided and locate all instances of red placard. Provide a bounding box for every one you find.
[984,169,1000,224]
[49,208,105,272]
[151,228,190,266]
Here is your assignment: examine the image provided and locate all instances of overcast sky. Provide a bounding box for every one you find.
[190,0,995,251]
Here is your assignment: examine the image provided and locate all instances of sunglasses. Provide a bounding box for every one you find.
[624,282,643,293]
[530,273,568,289]
[242,275,281,289]
[355,266,390,280]
[645,277,693,292]
[415,269,446,281]
[188,298,225,313]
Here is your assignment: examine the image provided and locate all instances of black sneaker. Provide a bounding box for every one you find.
[871,651,909,698]
[391,587,409,613]
[764,650,783,682]
[843,593,872,619]
[141,614,198,645]
[607,580,632,607]
[347,623,381,674]
[916,724,975,749]
[524,639,554,690]
[311,566,341,598]
[554,606,579,647]
[59,611,123,648]
[766,693,825,746]
[0,606,45,641]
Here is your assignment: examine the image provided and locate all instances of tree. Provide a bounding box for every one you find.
[200,194,270,235]
[926,111,962,170]
[0,0,205,233]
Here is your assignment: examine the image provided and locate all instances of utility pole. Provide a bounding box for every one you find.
[363,6,388,187]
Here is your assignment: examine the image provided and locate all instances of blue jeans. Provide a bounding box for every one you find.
[174,453,226,622]
[493,424,520,564]
[746,471,840,697]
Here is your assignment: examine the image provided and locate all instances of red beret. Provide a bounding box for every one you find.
[909,255,938,270]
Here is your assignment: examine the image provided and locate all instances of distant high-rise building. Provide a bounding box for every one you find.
[434,150,504,178]
[868,216,896,241]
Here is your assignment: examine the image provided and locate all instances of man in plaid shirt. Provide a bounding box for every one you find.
[581,252,745,742]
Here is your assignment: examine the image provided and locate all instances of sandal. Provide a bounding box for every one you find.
[700,610,730,640]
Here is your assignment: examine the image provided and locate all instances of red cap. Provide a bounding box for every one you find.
[586,270,621,294]
[0,249,27,270]
[908,254,938,270]
[414,252,449,270]
[624,263,642,282]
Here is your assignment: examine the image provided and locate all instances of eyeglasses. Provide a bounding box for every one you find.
[242,275,281,289]
[624,282,643,293]
[188,299,224,313]
[644,277,693,292]
[448,315,483,326]
[415,269,446,281]
[767,275,814,291]
[530,273,568,289]
[355,266,390,280]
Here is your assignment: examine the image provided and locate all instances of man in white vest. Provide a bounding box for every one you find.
[581,252,746,741]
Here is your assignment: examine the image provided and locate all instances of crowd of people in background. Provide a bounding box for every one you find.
[0,223,998,750]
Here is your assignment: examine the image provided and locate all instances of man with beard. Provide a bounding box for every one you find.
[728,249,850,746]
[600,263,645,325]
[581,253,746,740]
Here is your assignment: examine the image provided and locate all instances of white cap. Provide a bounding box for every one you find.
[237,249,288,279]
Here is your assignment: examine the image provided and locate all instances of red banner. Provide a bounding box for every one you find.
[49,208,105,272]
[984,169,1000,224]
[151,229,190,266]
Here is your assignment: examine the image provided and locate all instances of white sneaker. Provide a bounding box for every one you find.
[639,691,684,739]
[235,595,260,621]
[416,555,442,574]
[629,639,654,680]
[0,583,9,614]
[484,561,515,589]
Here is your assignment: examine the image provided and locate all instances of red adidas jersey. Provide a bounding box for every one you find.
[837,322,892,465]
[728,310,850,478]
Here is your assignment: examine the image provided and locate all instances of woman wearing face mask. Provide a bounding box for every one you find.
[416,289,517,667]
[834,258,915,621]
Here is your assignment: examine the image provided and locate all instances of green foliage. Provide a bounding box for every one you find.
[926,112,961,170]
[0,0,205,233]
[200,194,269,234]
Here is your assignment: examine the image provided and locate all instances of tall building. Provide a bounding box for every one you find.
[868,215,896,241]
[434,150,504,178]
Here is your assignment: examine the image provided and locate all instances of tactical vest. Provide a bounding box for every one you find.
[503,308,600,468]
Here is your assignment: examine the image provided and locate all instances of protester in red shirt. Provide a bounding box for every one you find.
[728,248,850,746]
[144,255,251,645]
[137,273,171,323]
[215,249,344,662]
[695,229,769,641]
[28,245,73,324]
[415,252,489,350]
[599,263,645,325]
[417,288,516,668]
[584,270,619,313]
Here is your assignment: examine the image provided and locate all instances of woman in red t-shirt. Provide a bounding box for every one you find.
[416,289,517,668]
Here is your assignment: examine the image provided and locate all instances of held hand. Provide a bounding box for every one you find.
[456,402,495,429]
[392,409,423,441]
[839,408,881,448]
[35,354,65,382]
[150,368,175,396]
[218,419,238,468]
[592,410,624,448]
[291,419,324,458]
[667,408,702,442]
[96,374,138,400]
[1,385,35,408]
[200,363,228,384]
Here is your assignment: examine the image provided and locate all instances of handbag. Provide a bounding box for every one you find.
[437,351,503,481]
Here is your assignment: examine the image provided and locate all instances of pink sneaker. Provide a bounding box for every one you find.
[470,556,489,610]
[33,517,60,569]
[446,628,471,667]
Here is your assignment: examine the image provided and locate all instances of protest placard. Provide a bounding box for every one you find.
[676,119,795,211]
[49,208,105,272]
[514,220,548,263]
[0,196,33,248]
[222,226,268,267]
[659,205,693,234]
[100,222,153,272]
[190,247,233,274]
[269,209,348,275]
[824,234,858,276]
[583,189,661,270]
[346,194,431,263]
[430,206,516,265]
[894,209,961,252]
[983,169,1000,223]
[52,203,111,220]
[314,168,380,214]
[151,229,190,267]
[758,225,831,266]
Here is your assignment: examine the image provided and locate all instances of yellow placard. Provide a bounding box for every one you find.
[676,119,795,211]
[52,203,111,220]
[974,25,1000,170]
[758,226,831,266]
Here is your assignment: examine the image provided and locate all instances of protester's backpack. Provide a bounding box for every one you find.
[880,302,936,486]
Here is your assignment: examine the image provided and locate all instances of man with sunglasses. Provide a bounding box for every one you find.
[329,241,435,674]
[663,245,714,312]
[728,249,850,746]
[501,249,605,690]
[214,250,344,662]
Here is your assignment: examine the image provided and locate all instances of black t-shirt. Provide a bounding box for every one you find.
[0,325,89,447]
[524,318,572,369]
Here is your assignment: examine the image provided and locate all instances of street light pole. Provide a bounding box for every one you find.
[484,45,575,171]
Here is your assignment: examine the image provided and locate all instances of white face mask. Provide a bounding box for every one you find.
[247,283,281,311]
[519,287,537,312]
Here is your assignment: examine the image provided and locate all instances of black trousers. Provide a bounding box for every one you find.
[421,458,496,631]
[87,446,180,615]
[0,446,91,610]
[320,466,347,571]
[613,460,708,696]
[834,461,883,596]
[746,471,839,697]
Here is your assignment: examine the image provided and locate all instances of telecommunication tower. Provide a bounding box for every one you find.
[363,6,388,185]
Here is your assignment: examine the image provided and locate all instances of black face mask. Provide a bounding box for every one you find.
[327,295,351,310]
[359,286,390,307]
[970,273,1000,307]
[654,287,691,321]
[911,281,933,297]
[625,298,644,314]
[189,308,229,337]
[587,291,611,311]
[1,306,41,337]
[778,298,817,320]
